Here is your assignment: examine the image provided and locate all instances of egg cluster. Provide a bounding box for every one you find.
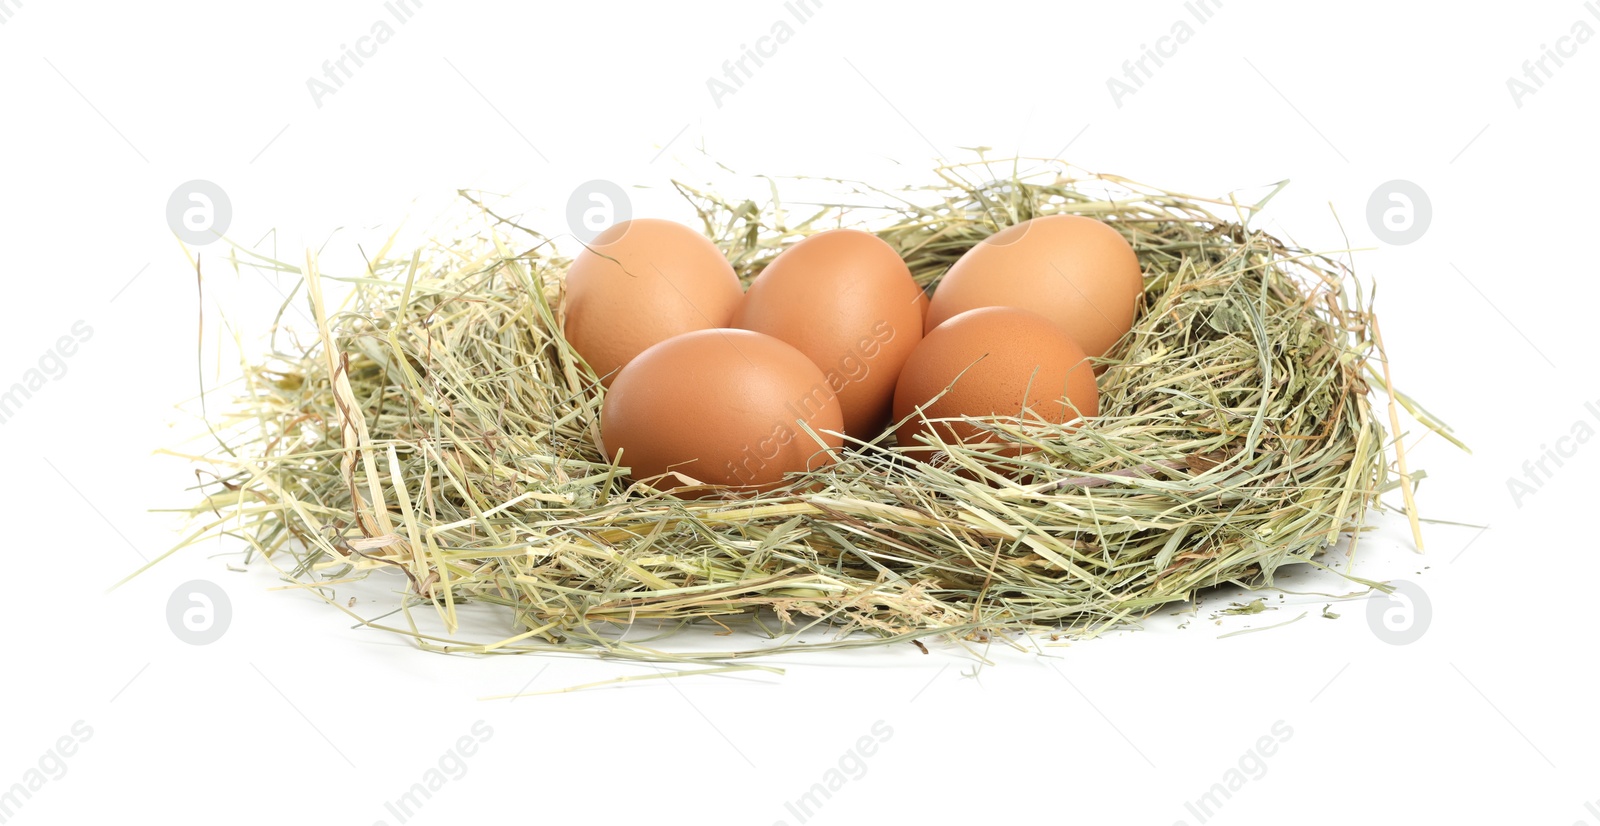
[561,215,1143,494]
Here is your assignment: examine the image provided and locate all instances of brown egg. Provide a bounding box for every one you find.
[601,329,844,492]
[562,218,743,386]
[893,307,1098,450]
[925,214,1143,359]
[734,229,923,440]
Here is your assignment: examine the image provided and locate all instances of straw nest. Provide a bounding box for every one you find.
[166,159,1450,663]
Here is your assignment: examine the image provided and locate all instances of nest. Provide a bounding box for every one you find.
[165,159,1450,663]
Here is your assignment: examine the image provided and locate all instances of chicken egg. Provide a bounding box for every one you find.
[925,214,1143,360]
[893,306,1098,450]
[601,329,844,493]
[734,229,923,440]
[562,218,743,386]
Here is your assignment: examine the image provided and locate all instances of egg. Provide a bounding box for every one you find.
[925,214,1143,360]
[892,306,1098,450]
[562,218,743,386]
[734,229,923,440]
[601,329,845,492]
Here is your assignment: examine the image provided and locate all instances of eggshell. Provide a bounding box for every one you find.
[892,306,1098,450]
[562,218,743,386]
[601,329,844,492]
[735,229,923,440]
[925,214,1143,359]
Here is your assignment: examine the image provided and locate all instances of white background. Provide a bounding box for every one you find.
[2,1,1597,823]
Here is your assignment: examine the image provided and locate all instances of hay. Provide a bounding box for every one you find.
[152,158,1454,663]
